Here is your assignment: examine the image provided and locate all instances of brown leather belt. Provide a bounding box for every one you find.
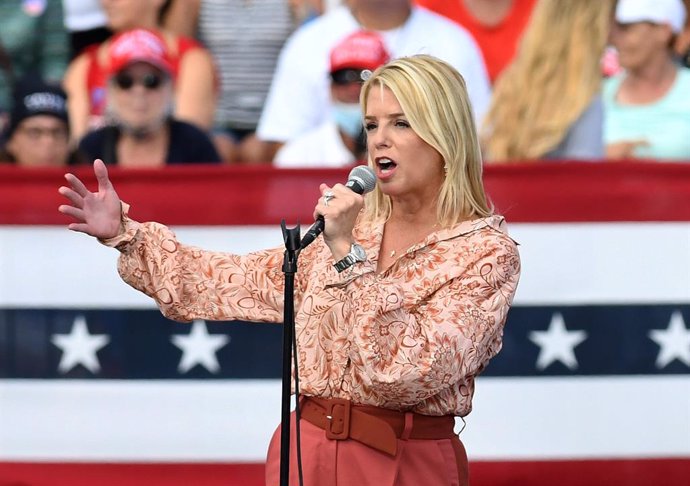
[299,396,457,456]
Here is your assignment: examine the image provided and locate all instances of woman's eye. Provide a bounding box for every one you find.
[365,123,377,131]
[395,120,410,128]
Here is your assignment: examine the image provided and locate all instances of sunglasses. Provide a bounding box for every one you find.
[113,72,165,90]
[330,69,369,86]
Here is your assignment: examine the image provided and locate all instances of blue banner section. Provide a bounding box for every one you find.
[1,306,689,379]
[488,306,690,376]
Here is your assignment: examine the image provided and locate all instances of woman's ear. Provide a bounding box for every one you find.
[658,23,676,46]
[5,133,17,158]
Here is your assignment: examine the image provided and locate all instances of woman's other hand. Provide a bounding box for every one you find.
[58,159,123,239]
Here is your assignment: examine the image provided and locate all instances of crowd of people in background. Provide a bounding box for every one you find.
[76,28,221,166]
[0,0,689,168]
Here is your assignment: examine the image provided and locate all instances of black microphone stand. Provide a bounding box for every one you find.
[279,220,303,486]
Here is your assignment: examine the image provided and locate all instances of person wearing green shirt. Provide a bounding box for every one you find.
[0,0,69,118]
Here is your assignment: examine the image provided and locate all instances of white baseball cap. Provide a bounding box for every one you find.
[615,0,687,34]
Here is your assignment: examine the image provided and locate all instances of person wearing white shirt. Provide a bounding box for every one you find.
[274,30,390,168]
[256,0,490,162]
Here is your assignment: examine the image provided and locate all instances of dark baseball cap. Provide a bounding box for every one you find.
[7,75,69,137]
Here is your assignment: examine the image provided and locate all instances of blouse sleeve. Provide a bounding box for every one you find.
[102,213,287,324]
[338,229,520,407]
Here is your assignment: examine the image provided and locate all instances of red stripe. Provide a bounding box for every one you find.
[2,162,690,225]
[0,462,264,486]
[0,458,687,486]
[470,458,690,486]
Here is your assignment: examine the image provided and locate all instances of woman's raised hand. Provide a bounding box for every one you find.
[58,159,123,239]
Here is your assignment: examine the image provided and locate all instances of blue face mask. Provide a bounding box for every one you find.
[332,102,363,139]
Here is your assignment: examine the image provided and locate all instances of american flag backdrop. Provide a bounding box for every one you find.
[0,163,688,486]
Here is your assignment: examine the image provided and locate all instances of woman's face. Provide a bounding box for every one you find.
[330,71,364,105]
[611,21,673,70]
[6,115,70,167]
[108,62,172,133]
[364,85,445,201]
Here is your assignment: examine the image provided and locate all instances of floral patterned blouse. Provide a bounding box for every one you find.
[103,209,521,417]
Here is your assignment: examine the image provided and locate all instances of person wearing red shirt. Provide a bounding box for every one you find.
[415,0,536,83]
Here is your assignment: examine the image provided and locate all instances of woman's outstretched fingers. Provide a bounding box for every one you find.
[64,172,90,197]
[67,222,91,234]
[94,159,112,192]
[58,204,84,222]
[58,159,121,238]
[58,186,84,208]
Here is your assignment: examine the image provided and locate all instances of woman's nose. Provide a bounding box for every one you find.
[370,126,390,149]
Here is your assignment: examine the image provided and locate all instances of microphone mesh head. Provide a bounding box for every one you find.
[348,165,377,194]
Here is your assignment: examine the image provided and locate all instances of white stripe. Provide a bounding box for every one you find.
[514,222,690,305]
[1,223,688,307]
[0,226,283,309]
[0,380,280,462]
[467,375,690,459]
[0,376,687,461]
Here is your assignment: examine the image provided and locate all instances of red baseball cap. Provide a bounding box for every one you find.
[106,29,174,79]
[329,30,390,74]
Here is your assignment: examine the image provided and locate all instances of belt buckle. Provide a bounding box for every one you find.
[324,398,351,440]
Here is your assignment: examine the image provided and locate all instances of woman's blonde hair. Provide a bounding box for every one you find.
[359,54,491,227]
[481,0,614,162]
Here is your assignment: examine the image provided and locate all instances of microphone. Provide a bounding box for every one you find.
[300,165,377,249]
